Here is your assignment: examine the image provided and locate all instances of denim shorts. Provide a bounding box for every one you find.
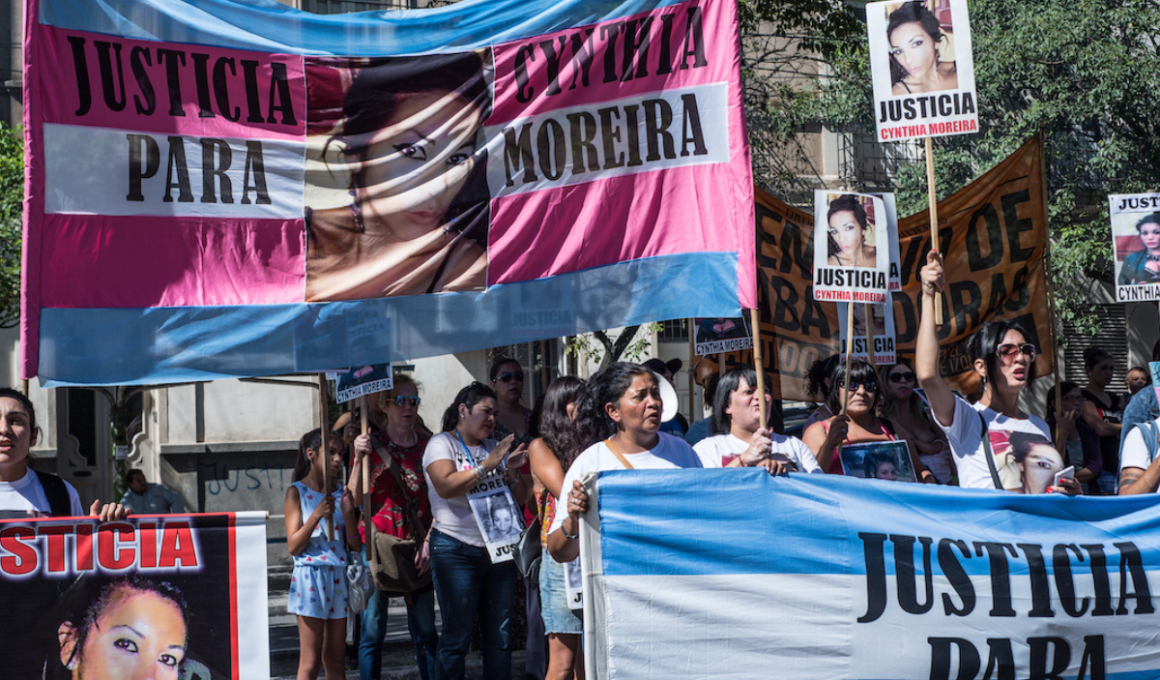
[539,551,583,634]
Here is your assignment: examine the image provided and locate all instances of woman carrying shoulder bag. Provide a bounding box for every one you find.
[350,374,438,680]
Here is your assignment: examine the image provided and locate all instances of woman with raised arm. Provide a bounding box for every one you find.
[914,251,1079,494]
[548,363,702,565]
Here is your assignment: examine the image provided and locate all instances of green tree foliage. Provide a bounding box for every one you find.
[761,0,1160,333]
[0,124,20,329]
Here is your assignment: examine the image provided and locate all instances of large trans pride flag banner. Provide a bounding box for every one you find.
[23,0,754,385]
[579,470,1160,680]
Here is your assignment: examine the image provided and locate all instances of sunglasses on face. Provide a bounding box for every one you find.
[996,343,1036,360]
[888,372,916,383]
[391,395,421,407]
[496,371,525,383]
[840,379,878,393]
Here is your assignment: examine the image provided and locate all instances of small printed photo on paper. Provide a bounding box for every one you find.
[469,491,524,544]
[303,51,495,302]
[838,300,897,365]
[812,191,890,303]
[1109,194,1160,302]
[694,317,753,356]
[839,440,916,483]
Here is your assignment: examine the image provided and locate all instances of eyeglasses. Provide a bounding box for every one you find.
[996,343,1036,360]
[888,372,916,383]
[840,379,878,393]
[496,371,525,383]
[391,395,421,407]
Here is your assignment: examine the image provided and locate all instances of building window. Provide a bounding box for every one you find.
[658,319,689,342]
[1062,305,1128,388]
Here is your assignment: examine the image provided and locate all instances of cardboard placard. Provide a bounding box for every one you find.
[812,191,890,304]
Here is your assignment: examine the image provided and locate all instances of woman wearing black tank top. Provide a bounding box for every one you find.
[1081,347,1124,494]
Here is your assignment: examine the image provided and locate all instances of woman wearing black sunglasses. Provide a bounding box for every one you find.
[490,356,534,447]
[803,359,934,481]
[879,361,953,483]
[916,252,1080,493]
[350,372,439,680]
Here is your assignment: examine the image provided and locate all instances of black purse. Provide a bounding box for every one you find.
[511,491,545,585]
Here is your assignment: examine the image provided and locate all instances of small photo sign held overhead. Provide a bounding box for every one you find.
[693,317,753,356]
[1109,194,1160,302]
[867,0,978,143]
[334,363,394,404]
[874,193,902,291]
[812,191,890,304]
[838,301,897,365]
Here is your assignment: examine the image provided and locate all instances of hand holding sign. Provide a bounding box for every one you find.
[739,428,773,466]
[920,250,945,297]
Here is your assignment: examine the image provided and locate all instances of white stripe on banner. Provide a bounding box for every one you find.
[485,82,730,198]
[44,123,305,218]
[582,471,1160,680]
[235,511,271,679]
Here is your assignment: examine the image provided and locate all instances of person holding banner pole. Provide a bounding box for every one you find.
[349,376,438,680]
[548,363,703,565]
[286,428,362,680]
[915,252,1080,493]
[424,383,530,680]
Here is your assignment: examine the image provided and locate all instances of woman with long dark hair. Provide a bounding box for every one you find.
[915,251,1080,493]
[1045,381,1102,494]
[547,363,702,564]
[305,51,493,301]
[878,360,953,483]
[423,382,530,680]
[528,377,587,680]
[887,1,958,95]
[1080,346,1124,494]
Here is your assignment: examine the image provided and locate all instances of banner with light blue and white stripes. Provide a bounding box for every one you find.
[578,470,1160,680]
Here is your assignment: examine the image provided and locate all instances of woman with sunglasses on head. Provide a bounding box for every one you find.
[879,361,953,484]
[916,252,1080,493]
[803,359,935,482]
[1080,346,1124,495]
[423,382,530,680]
[350,373,438,680]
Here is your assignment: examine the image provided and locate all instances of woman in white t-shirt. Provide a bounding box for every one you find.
[548,363,702,564]
[915,253,1080,494]
[694,367,820,474]
[422,382,530,680]
[0,387,128,520]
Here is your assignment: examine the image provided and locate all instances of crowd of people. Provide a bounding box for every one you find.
[4,252,1160,680]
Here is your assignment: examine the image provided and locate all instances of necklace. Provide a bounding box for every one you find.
[1148,253,1160,262]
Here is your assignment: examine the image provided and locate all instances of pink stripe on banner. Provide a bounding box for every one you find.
[36,25,305,140]
[38,215,305,308]
[487,164,755,299]
[491,0,732,124]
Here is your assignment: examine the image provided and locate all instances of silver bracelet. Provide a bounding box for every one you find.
[562,520,579,540]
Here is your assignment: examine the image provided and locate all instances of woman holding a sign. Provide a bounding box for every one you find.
[887,1,959,95]
[802,359,935,482]
[915,252,1081,494]
[825,194,879,269]
[423,382,530,680]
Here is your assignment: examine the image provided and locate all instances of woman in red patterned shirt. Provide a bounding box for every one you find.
[351,373,438,680]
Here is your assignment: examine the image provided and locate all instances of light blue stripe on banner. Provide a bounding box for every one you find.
[596,470,1160,577]
[39,252,739,386]
[40,0,690,55]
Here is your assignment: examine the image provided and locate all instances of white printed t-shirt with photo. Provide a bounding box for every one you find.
[0,470,85,520]
[1120,415,1160,474]
[423,431,514,549]
[548,432,702,536]
[693,433,823,473]
[937,395,1053,489]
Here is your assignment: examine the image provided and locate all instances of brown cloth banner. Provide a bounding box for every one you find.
[707,135,1052,402]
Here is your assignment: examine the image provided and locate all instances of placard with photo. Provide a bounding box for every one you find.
[839,440,916,483]
[867,0,979,143]
[812,191,890,304]
[837,300,897,365]
[1109,194,1160,302]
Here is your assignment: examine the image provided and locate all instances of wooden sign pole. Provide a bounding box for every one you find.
[926,137,944,326]
[318,374,334,541]
[687,319,697,419]
[842,302,856,415]
[864,303,876,366]
[750,308,767,430]
[360,395,371,559]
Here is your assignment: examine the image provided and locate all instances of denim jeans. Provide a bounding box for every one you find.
[429,528,518,680]
[358,553,439,680]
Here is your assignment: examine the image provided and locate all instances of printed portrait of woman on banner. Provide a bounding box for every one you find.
[987,430,1068,494]
[1114,212,1160,287]
[839,441,917,483]
[825,193,879,269]
[884,0,958,95]
[304,51,494,301]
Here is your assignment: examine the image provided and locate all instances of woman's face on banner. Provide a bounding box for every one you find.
[358,90,482,240]
[874,460,898,481]
[1018,443,1064,495]
[63,587,187,680]
[493,505,514,535]
[1139,221,1160,252]
[828,210,865,257]
[889,21,937,78]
